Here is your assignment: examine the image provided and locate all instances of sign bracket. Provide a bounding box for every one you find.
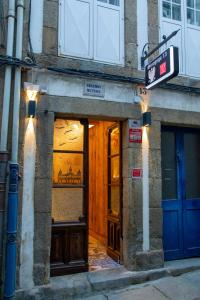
[141,29,180,69]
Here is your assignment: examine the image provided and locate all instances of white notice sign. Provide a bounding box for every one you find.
[83,81,105,97]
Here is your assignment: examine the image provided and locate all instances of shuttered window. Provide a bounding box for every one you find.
[160,0,200,77]
[162,0,181,20]
[59,0,124,65]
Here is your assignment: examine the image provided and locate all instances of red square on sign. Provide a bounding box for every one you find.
[160,62,167,75]
[132,168,142,179]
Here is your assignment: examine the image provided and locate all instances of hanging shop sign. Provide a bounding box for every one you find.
[132,168,142,179]
[145,46,179,90]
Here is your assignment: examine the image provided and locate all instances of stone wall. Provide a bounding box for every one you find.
[11,0,200,288]
[33,105,54,286]
[20,0,200,88]
[122,120,143,270]
[32,94,142,285]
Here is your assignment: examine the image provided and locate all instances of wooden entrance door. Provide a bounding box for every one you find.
[162,127,200,260]
[107,123,122,262]
[50,119,88,276]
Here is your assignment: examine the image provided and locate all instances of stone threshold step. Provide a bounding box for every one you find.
[15,258,200,300]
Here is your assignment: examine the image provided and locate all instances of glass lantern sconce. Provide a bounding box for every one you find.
[24,82,40,118]
[142,111,151,127]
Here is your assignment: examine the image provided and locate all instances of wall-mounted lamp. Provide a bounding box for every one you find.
[24,82,40,118]
[27,100,36,118]
[142,111,151,127]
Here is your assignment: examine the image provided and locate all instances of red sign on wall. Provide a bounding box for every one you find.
[132,168,142,179]
[129,128,142,143]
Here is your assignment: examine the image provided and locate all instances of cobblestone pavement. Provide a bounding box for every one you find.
[88,236,120,272]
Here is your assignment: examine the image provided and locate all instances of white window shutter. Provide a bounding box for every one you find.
[185,27,200,78]
[94,2,124,64]
[160,20,184,74]
[160,0,185,74]
[59,0,93,58]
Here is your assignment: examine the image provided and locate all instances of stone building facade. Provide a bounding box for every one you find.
[1,0,200,297]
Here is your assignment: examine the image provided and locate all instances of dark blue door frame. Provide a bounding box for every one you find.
[162,127,200,261]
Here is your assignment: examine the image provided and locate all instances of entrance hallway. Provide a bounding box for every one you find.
[88,236,120,271]
[50,119,122,276]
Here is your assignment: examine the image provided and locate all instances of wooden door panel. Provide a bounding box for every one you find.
[108,220,114,249]
[162,127,200,261]
[107,123,122,262]
[107,216,120,261]
[116,224,120,252]
[69,227,87,262]
[50,231,65,264]
[50,119,88,276]
[50,223,88,276]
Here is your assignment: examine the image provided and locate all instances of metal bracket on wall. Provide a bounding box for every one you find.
[141,29,180,69]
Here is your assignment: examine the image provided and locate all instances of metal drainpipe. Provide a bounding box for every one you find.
[11,0,24,162]
[3,164,19,299]
[0,0,16,151]
[4,0,24,298]
[0,0,15,296]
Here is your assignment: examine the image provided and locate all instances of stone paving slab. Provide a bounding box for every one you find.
[75,271,200,300]
[153,273,200,300]
[165,257,200,276]
[76,295,107,300]
[107,285,168,300]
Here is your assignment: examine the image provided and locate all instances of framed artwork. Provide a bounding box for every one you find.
[53,153,83,185]
[52,119,84,186]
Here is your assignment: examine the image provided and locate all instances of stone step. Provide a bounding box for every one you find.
[15,258,200,300]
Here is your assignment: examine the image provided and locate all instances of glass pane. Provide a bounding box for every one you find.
[110,186,120,215]
[187,8,195,24]
[110,126,120,155]
[111,156,120,183]
[98,0,108,2]
[187,0,194,7]
[53,153,83,185]
[53,119,84,151]
[172,4,181,20]
[109,0,119,5]
[161,131,177,200]
[184,132,200,199]
[196,10,200,25]
[173,0,181,4]
[52,188,83,222]
[196,0,200,9]
[163,1,171,18]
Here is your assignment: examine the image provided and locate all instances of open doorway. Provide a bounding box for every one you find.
[50,118,122,276]
[88,120,122,271]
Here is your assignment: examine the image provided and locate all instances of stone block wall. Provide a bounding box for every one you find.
[20,0,200,88]
[122,119,143,270]
[33,104,54,285]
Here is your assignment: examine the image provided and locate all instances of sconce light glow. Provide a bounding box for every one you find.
[24,82,40,118]
[26,90,38,101]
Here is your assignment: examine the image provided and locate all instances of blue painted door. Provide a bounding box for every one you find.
[162,127,200,260]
